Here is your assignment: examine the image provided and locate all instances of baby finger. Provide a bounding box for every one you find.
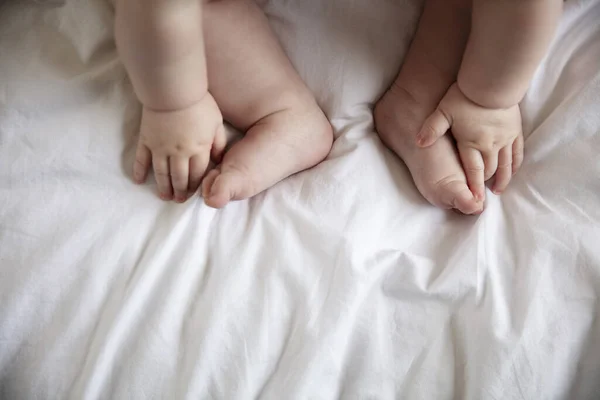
[512,133,524,175]
[492,145,513,194]
[483,150,498,182]
[169,156,190,203]
[188,154,209,195]
[153,155,173,201]
[458,145,486,202]
[133,142,151,184]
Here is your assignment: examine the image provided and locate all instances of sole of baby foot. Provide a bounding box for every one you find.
[201,103,333,209]
[374,88,483,215]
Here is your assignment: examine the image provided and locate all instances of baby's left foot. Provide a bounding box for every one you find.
[201,101,333,208]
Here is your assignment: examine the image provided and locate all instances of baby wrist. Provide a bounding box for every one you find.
[456,78,523,110]
[140,88,210,114]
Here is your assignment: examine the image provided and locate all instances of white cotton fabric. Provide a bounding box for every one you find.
[1,0,600,398]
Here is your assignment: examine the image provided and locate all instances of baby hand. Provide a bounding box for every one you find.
[133,93,226,202]
[416,83,524,201]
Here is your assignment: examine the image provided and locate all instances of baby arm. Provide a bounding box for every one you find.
[459,0,563,109]
[115,0,225,202]
[417,0,562,199]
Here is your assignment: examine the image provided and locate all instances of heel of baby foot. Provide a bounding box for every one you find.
[314,116,334,162]
[303,106,334,166]
[373,92,415,157]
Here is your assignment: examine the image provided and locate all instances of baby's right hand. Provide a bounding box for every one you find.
[133,93,226,203]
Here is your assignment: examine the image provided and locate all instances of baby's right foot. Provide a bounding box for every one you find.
[374,83,483,214]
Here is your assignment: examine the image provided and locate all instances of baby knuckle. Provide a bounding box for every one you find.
[491,138,502,148]
[170,169,185,178]
[154,168,169,177]
[171,178,187,188]
[465,138,491,152]
[480,145,494,154]
[424,124,438,138]
[494,138,511,148]
[512,146,524,157]
[170,144,191,155]
[465,164,484,173]
[480,138,496,151]
[134,157,148,168]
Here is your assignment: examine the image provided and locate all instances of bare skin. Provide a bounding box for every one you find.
[200,0,332,208]
[375,0,484,214]
[376,0,561,212]
[115,0,332,207]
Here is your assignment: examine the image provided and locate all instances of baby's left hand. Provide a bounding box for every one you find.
[416,83,524,201]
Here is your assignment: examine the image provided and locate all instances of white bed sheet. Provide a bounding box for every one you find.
[1,0,600,398]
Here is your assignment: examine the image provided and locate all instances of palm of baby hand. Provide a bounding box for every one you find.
[133,93,226,202]
[417,83,524,201]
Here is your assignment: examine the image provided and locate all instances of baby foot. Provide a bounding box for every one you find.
[374,85,483,214]
[201,102,333,208]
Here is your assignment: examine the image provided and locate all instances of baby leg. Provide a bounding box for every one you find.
[374,0,482,214]
[200,0,333,208]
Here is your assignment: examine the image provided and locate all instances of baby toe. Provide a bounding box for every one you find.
[437,178,482,215]
[202,171,237,209]
[201,169,219,200]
